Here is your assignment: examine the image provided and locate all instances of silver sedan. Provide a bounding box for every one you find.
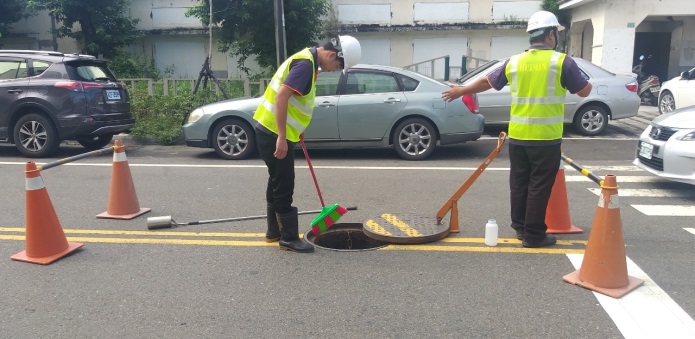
[458,57,640,135]
[182,64,484,161]
[633,105,695,185]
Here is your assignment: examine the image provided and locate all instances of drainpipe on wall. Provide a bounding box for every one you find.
[50,12,58,51]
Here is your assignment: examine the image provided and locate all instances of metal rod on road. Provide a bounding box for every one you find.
[561,154,604,187]
[38,146,114,171]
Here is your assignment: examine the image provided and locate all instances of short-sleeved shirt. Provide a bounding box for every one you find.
[255,47,319,135]
[487,45,588,94]
[486,45,590,145]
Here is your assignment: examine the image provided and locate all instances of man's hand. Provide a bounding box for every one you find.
[441,84,463,102]
[274,138,288,159]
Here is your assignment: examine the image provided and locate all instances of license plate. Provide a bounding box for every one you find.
[650,86,660,93]
[105,89,121,100]
[639,142,654,159]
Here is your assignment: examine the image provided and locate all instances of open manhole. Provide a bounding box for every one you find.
[304,223,389,252]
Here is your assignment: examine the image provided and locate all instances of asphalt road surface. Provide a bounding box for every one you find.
[0,105,693,338]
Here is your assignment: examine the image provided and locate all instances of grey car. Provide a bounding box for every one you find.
[183,64,484,161]
[458,57,640,135]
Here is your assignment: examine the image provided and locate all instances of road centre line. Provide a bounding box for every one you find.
[566,254,695,338]
[0,161,644,172]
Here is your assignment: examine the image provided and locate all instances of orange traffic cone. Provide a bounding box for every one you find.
[546,162,582,234]
[97,140,150,220]
[563,175,644,298]
[11,162,83,264]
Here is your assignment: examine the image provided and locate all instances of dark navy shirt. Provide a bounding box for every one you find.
[486,45,590,145]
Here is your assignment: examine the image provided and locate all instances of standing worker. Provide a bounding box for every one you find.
[254,36,361,253]
[441,11,591,248]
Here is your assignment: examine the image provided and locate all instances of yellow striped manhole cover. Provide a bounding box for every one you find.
[363,212,450,244]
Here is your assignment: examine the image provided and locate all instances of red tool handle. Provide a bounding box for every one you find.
[299,138,326,207]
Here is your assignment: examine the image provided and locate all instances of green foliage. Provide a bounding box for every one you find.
[127,81,248,144]
[188,0,331,71]
[0,0,32,41]
[27,0,141,59]
[109,50,163,80]
[541,0,570,27]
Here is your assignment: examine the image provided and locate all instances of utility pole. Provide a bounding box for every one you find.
[273,0,287,68]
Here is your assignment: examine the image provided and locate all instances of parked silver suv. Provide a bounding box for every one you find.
[0,50,134,157]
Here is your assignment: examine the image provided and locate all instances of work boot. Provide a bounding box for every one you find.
[265,204,281,243]
[277,207,314,253]
[522,234,557,248]
[513,227,524,240]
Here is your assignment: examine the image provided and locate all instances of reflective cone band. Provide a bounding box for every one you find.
[562,175,644,298]
[97,140,150,219]
[11,162,83,265]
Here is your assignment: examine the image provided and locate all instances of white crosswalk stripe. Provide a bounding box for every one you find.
[685,228,695,236]
[632,205,695,216]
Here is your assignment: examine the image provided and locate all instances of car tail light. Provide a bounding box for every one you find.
[54,81,84,91]
[625,81,638,93]
[54,81,104,91]
[462,93,479,114]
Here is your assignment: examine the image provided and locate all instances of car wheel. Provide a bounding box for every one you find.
[211,118,256,160]
[76,133,114,150]
[659,91,675,114]
[13,113,60,158]
[392,118,437,160]
[573,105,608,136]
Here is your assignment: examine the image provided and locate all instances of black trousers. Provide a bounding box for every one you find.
[256,128,295,214]
[508,143,561,242]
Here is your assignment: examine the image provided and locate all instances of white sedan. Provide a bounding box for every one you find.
[658,67,695,113]
[633,105,695,185]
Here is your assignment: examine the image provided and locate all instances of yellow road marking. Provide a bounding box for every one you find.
[439,238,588,246]
[364,220,392,236]
[0,227,265,238]
[381,213,422,236]
[0,232,585,254]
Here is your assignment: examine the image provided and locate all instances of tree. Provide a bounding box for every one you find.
[0,0,32,41]
[27,0,141,59]
[541,0,570,52]
[188,0,331,72]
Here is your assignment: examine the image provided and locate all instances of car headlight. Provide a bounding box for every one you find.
[677,131,695,141]
[187,108,204,123]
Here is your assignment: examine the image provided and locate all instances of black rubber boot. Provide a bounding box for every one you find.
[265,204,281,243]
[277,207,314,253]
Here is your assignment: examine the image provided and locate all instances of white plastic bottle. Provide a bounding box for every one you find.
[485,219,498,246]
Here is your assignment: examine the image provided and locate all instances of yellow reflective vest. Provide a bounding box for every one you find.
[254,48,316,142]
[505,49,566,140]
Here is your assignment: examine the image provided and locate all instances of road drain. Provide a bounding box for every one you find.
[304,223,388,252]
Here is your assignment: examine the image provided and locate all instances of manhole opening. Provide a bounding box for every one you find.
[304,223,388,252]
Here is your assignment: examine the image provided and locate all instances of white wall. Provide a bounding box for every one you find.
[491,36,529,59]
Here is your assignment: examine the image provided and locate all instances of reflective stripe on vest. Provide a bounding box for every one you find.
[253,48,316,142]
[505,50,566,140]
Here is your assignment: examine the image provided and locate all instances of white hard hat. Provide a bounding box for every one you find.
[336,35,361,70]
[527,11,564,32]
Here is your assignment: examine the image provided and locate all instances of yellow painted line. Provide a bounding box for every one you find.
[0,234,584,254]
[383,244,585,254]
[439,238,588,246]
[0,227,265,238]
[381,213,422,236]
[364,220,392,236]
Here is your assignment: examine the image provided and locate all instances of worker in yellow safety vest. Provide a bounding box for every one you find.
[254,36,361,253]
[441,11,592,248]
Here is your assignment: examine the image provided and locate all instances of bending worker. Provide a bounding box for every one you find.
[253,36,361,253]
[442,11,591,248]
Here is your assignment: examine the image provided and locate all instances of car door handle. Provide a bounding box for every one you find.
[384,98,401,103]
[7,89,23,94]
[318,101,335,108]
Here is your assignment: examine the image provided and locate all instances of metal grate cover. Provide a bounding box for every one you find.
[363,212,450,244]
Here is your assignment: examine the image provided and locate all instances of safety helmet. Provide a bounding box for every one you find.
[333,35,361,70]
[527,11,564,32]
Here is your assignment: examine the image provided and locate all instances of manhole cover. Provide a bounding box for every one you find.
[363,212,449,244]
[304,223,389,252]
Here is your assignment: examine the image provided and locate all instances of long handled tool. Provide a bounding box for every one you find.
[436,131,507,233]
[147,206,357,230]
[299,138,349,235]
[561,154,604,187]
